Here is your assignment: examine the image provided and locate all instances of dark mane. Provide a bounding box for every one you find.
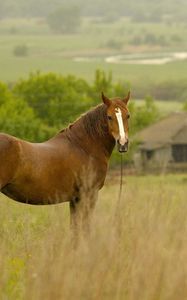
[59,104,108,139]
[56,104,115,157]
[82,104,108,138]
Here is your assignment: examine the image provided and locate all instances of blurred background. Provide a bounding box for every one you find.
[0,0,187,171]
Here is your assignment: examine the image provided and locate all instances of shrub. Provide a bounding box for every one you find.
[105,38,123,50]
[183,101,187,111]
[13,72,92,127]
[0,96,55,142]
[46,5,81,34]
[13,45,28,57]
[129,95,160,134]
[0,82,55,141]
[0,82,12,105]
[130,35,142,46]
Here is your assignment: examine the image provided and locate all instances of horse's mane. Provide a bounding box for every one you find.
[81,104,108,138]
[57,104,115,155]
[60,104,109,139]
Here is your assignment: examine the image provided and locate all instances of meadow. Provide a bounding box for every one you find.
[0,17,187,87]
[0,16,187,300]
[0,173,187,300]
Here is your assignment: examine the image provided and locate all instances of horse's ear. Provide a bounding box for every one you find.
[123,91,130,105]
[101,92,111,107]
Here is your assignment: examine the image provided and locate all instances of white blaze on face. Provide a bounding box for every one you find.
[115,107,126,145]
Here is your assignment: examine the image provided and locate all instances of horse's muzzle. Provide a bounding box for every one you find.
[117,140,128,153]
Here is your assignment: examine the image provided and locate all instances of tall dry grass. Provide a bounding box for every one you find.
[0,174,187,300]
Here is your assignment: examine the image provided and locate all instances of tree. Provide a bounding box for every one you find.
[130,95,160,134]
[0,81,55,141]
[0,82,12,105]
[46,5,81,34]
[92,69,130,105]
[93,69,113,97]
[0,97,56,141]
[13,72,92,127]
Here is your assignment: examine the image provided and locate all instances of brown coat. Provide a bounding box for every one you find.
[0,104,115,205]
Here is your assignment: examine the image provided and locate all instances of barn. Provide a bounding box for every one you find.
[134,112,187,172]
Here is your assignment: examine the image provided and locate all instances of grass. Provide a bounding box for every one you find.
[0,173,187,299]
[0,18,187,85]
[0,35,187,84]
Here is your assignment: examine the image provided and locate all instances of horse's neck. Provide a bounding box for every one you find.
[61,107,115,158]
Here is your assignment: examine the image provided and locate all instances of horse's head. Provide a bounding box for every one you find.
[102,91,130,153]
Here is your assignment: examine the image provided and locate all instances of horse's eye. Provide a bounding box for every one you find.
[127,114,130,119]
[107,115,112,121]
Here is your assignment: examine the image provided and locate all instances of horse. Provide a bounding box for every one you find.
[0,92,130,241]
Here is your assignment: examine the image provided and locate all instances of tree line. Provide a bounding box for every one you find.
[0,0,186,23]
[0,70,161,163]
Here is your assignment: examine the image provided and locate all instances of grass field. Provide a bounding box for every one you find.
[0,17,187,85]
[0,173,187,300]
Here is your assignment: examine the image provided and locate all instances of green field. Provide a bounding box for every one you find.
[0,173,187,299]
[0,17,187,87]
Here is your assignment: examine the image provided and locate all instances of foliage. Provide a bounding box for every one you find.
[93,69,130,104]
[0,98,55,141]
[183,101,187,111]
[13,72,92,127]
[0,84,55,141]
[46,5,81,34]
[13,45,28,57]
[129,95,160,134]
[0,82,12,105]
[93,69,113,96]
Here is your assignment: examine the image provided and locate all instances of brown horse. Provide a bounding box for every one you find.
[0,92,130,238]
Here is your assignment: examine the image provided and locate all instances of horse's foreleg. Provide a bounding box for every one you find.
[69,197,81,248]
[69,191,98,247]
[81,190,98,240]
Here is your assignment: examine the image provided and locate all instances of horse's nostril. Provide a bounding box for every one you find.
[117,139,129,153]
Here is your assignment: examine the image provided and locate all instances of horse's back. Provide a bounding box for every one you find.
[0,135,87,204]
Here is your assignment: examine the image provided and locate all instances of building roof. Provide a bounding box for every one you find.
[135,112,187,150]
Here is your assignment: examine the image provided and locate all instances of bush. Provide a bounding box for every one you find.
[0,82,55,141]
[129,95,160,134]
[0,96,55,142]
[105,39,123,50]
[144,33,157,45]
[47,5,81,34]
[13,45,28,57]
[92,69,130,102]
[130,35,142,46]
[0,82,12,105]
[13,72,92,127]
[183,101,187,111]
